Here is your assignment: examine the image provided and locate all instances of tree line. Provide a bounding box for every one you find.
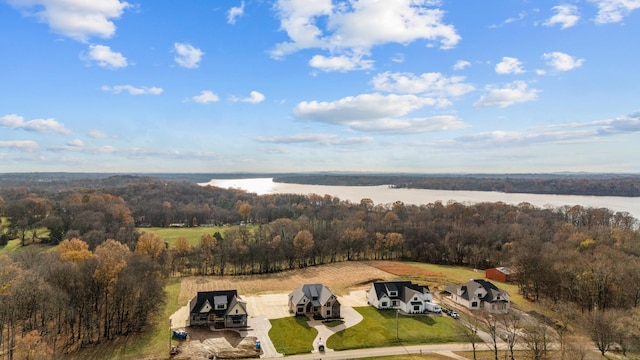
[1,175,640,357]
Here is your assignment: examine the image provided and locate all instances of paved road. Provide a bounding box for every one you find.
[277,343,480,360]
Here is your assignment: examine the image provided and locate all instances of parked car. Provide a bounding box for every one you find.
[172,329,188,340]
[449,311,459,319]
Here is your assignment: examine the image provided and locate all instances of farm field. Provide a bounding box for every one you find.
[137,226,227,246]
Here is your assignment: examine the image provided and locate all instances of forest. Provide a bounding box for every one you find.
[273,173,640,197]
[1,174,640,358]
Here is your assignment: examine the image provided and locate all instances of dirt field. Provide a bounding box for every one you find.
[178,261,398,304]
[172,328,260,360]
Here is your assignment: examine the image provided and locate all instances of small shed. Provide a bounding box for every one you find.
[485,267,513,282]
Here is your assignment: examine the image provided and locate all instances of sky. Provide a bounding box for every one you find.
[1,0,639,174]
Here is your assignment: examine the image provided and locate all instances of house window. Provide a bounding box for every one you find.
[389,291,397,296]
[471,301,478,307]
[297,306,304,313]
[235,309,238,314]
[216,304,225,309]
[326,310,330,316]
[413,305,420,311]
[381,301,388,307]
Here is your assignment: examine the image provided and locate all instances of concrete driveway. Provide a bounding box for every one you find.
[240,315,283,359]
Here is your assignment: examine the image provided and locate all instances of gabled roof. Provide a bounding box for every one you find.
[190,290,242,316]
[371,281,430,302]
[289,284,337,306]
[444,279,509,303]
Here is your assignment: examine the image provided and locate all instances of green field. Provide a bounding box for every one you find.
[269,316,318,355]
[327,307,470,350]
[137,225,259,247]
[137,226,227,246]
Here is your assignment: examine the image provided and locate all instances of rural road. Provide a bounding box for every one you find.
[274,343,492,360]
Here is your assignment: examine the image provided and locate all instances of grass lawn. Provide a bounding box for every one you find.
[269,316,317,355]
[403,262,535,313]
[137,225,259,247]
[69,277,182,360]
[137,226,228,246]
[327,307,469,350]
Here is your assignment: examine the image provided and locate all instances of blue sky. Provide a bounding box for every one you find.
[1,0,639,174]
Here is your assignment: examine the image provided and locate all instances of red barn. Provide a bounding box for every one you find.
[485,267,513,282]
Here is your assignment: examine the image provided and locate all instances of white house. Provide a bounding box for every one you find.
[367,281,434,314]
[444,279,510,313]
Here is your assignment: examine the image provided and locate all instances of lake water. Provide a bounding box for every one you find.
[200,178,640,220]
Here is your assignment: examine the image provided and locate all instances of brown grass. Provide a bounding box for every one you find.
[366,260,446,280]
[179,261,398,304]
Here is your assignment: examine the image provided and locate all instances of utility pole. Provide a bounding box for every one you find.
[396,308,399,340]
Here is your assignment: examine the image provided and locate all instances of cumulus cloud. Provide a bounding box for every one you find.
[474,81,539,108]
[544,4,580,29]
[1,114,71,134]
[227,1,245,24]
[271,0,460,71]
[453,60,471,70]
[590,0,640,24]
[543,51,585,71]
[192,90,220,104]
[371,71,474,98]
[254,133,373,145]
[240,91,266,104]
[6,0,130,42]
[293,93,467,134]
[101,85,163,95]
[495,57,525,75]
[309,54,374,72]
[0,140,40,152]
[85,44,127,68]
[173,42,204,68]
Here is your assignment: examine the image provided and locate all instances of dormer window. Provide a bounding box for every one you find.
[389,291,398,297]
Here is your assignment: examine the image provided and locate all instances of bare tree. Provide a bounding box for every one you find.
[500,310,521,360]
[457,316,480,360]
[480,311,500,360]
[521,320,551,360]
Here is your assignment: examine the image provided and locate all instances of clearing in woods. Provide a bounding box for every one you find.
[178,261,401,304]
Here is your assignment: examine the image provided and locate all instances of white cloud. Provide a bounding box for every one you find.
[372,71,474,97]
[254,133,373,145]
[454,112,640,146]
[67,139,84,147]
[293,93,467,134]
[271,0,460,70]
[88,129,108,138]
[495,57,525,75]
[85,44,127,69]
[309,54,374,72]
[241,91,266,104]
[0,140,40,152]
[227,1,245,24]
[391,53,405,63]
[590,0,640,24]
[474,81,539,108]
[1,114,71,134]
[543,51,585,71]
[7,0,130,42]
[173,42,204,69]
[544,4,580,29]
[192,90,220,104]
[453,60,470,70]
[101,85,163,95]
